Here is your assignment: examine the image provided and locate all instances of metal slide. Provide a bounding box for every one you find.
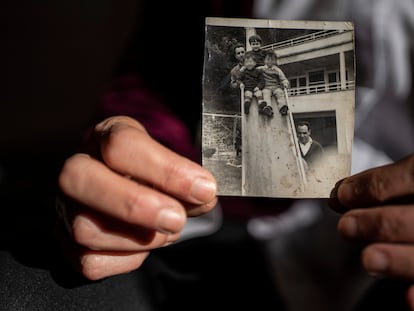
[241,87,306,197]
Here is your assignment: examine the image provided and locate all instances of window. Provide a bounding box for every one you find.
[299,77,307,94]
[328,71,338,91]
[308,70,325,93]
[289,76,307,95]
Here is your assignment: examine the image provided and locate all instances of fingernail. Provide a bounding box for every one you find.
[364,249,389,276]
[156,208,186,234]
[339,216,358,238]
[190,178,217,203]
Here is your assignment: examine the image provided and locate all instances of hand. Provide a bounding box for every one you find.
[239,83,245,90]
[328,154,414,308]
[57,116,218,280]
[283,81,290,89]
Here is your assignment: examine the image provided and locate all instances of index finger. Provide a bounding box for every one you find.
[96,116,217,206]
[329,154,414,211]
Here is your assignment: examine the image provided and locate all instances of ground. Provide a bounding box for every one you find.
[203,158,241,195]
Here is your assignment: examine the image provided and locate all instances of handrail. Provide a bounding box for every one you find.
[284,88,307,191]
[261,29,349,51]
[289,80,355,96]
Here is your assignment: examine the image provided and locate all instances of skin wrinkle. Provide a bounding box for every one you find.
[376,210,402,241]
[123,190,154,223]
[349,206,414,242]
[341,156,414,208]
[72,213,174,251]
[157,151,188,196]
[368,173,387,203]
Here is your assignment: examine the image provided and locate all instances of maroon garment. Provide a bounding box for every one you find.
[100,74,199,163]
[239,67,265,91]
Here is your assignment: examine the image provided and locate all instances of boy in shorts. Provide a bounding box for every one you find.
[238,52,273,117]
[257,50,290,115]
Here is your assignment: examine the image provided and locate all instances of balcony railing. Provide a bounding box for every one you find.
[289,80,355,96]
[261,30,347,51]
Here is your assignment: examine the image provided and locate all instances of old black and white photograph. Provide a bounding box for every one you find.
[202,17,355,198]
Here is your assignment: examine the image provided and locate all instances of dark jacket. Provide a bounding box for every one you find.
[240,67,265,92]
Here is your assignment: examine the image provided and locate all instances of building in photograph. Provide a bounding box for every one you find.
[258,27,355,155]
[241,26,355,197]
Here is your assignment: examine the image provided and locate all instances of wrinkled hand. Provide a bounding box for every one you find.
[329,154,414,307]
[57,116,218,280]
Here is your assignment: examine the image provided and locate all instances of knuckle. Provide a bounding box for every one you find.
[375,209,406,241]
[377,217,402,240]
[99,122,148,170]
[161,158,187,190]
[100,127,128,167]
[366,174,387,203]
[123,191,147,222]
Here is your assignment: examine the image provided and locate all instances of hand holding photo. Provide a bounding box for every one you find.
[202,17,355,198]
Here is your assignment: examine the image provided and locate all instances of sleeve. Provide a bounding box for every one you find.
[100,74,199,161]
[276,67,289,88]
[230,66,241,88]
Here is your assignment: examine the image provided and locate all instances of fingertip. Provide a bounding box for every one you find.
[189,177,217,204]
[156,207,187,234]
[80,252,149,281]
[337,215,358,238]
[361,246,389,277]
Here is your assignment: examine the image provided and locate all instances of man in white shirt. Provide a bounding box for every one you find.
[296,120,324,168]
